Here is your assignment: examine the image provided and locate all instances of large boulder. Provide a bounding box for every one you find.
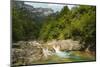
[12,41,44,65]
[46,39,81,51]
[12,39,82,66]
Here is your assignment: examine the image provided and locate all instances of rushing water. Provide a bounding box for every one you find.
[32,45,95,64]
[32,50,95,64]
[53,45,70,58]
[12,41,96,65]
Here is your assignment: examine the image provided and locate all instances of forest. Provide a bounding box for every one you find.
[12,1,96,66]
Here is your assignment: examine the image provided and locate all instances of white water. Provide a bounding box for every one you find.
[30,41,73,58]
[53,45,70,58]
[42,45,71,58]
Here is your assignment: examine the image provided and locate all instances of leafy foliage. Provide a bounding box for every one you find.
[12,4,96,51]
[39,5,96,51]
[12,6,40,42]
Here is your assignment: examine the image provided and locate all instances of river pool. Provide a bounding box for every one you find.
[32,51,95,64]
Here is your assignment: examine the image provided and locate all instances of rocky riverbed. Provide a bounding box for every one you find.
[11,39,95,66]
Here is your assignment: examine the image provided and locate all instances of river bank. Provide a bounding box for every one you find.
[12,39,96,66]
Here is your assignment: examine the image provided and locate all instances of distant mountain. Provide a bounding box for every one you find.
[13,1,54,16]
[32,8,54,16]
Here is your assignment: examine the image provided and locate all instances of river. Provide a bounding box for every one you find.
[12,40,96,65]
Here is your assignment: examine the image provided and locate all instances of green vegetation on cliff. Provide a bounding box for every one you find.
[12,3,96,51]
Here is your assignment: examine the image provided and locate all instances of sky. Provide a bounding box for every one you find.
[24,2,75,12]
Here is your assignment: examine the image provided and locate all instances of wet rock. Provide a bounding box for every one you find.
[12,39,82,66]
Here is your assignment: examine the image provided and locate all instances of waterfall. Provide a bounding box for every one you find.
[53,45,70,58]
